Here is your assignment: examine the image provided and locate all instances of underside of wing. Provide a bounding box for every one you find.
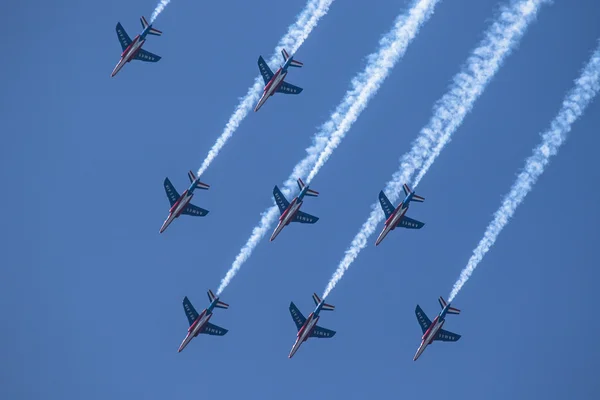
[398,216,424,229]
[415,305,432,334]
[182,204,209,217]
[258,56,274,84]
[378,191,395,219]
[276,81,303,95]
[289,302,306,331]
[116,23,132,51]
[435,328,461,342]
[293,210,319,224]
[310,325,336,338]
[201,322,228,336]
[164,178,180,207]
[273,186,290,214]
[182,297,199,326]
[135,48,161,62]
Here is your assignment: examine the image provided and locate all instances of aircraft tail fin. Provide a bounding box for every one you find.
[188,170,209,190]
[141,16,162,36]
[313,293,335,311]
[281,49,303,68]
[439,296,460,314]
[403,183,424,202]
[208,290,229,309]
[297,178,318,197]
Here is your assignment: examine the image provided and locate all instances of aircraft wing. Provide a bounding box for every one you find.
[398,216,424,229]
[182,296,199,326]
[134,48,162,63]
[310,325,336,338]
[181,204,209,217]
[258,56,274,84]
[289,302,306,331]
[201,322,228,336]
[164,178,180,207]
[273,186,290,214]
[434,328,461,342]
[276,81,303,95]
[378,191,395,219]
[116,23,132,51]
[415,305,432,334]
[293,210,319,224]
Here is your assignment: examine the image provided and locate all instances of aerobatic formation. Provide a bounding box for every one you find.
[112,0,600,361]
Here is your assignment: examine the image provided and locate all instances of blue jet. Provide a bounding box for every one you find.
[112,16,162,77]
[271,178,319,241]
[375,183,425,246]
[414,297,461,361]
[178,290,229,353]
[255,49,304,112]
[288,293,336,358]
[160,170,210,233]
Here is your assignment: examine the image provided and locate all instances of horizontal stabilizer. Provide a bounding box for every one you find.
[281,49,303,68]
[140,16,162,35]
[297,178,318,197]
[148,27,162,36]
[188,170,209,190]
[403,183,424,202]
[313,293,335,311]
[439,296,460,314]
[208,290,229,309]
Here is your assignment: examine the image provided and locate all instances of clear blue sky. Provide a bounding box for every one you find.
[2,0,600,398]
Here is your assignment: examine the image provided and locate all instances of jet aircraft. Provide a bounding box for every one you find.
[178,290,229,353]
[413,297,461,361]
[160,170,210,233]
[112,16,162,77]
[288,293,336,358]
[270,178,319,241]
[375,183,425,246]
[254,49,304,112]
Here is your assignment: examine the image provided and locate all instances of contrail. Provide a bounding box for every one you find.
[217,0,441,296]
[150,0,171,23]
[196,0,335,177]
[448,40,600,302]
[322,0,547,299]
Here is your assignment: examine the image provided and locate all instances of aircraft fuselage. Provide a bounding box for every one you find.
[414,316,444,361]
[160,191,194,233]
[289,313,319,358]
[270,198,302,241]
[178,310,212,352]
[112,35,145,77]
[375,202,408,245]
[255,68,287,111]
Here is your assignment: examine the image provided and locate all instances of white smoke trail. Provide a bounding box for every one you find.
[448,41,600,302]
[322,0,547,299]
[216,0,441,296]
[196,0,335,177]
[150,0,171,23]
